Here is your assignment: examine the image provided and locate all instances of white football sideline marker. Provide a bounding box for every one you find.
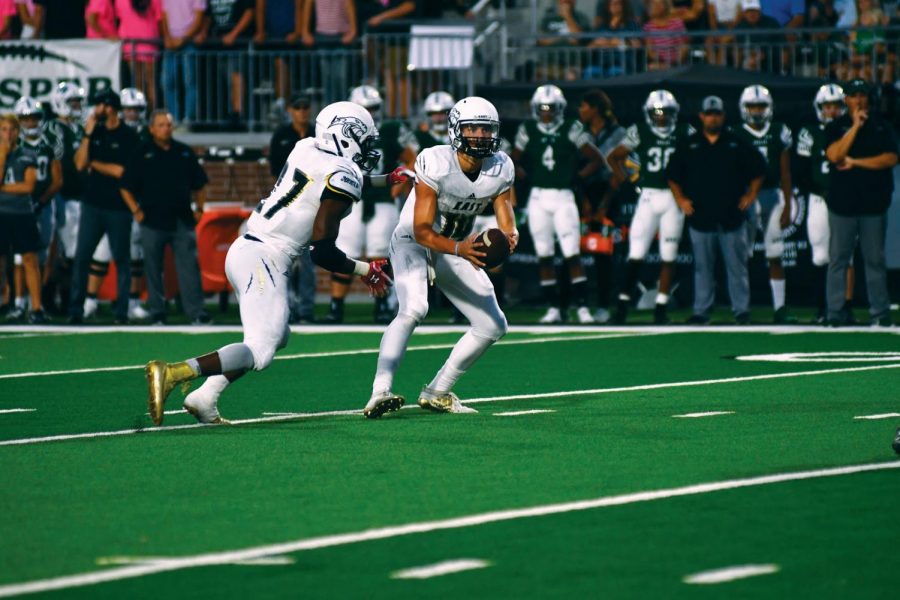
[3,362,900,447]
[673,411,734,418]
[0,409,35,415]
[853,413,900,420]
[494,410,556,417]
[391,559,490,579]
[0,461,896,598]
[0,332,648,381]
[683,564,779,584]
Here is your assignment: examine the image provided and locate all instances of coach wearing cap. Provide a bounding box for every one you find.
[824,79,898,327]
[268,94,317,323]
[69,89,141,324]
[667,95,766,324]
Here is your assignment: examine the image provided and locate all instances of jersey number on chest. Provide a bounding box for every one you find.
[645,147,675,173]
[257,168,311,219]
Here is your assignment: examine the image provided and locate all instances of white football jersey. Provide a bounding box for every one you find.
[397,145,515,242]
[247,138,364,258]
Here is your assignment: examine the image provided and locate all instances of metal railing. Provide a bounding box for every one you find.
[505,26,899,84]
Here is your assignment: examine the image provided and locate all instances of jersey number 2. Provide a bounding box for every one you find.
[260,168,310,219]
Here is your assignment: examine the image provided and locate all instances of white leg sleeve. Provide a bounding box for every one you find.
[627,190,659,261]
[657,191,685,263]
[806,194,830,266]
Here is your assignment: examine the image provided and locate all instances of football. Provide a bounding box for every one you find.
[476,228,510,269]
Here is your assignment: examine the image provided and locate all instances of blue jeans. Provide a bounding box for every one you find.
[689,226,750,317]
[69,204,132,320]
[162,44,197,123]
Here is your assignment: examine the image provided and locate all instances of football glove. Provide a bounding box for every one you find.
[361,259,393,297]
[387,166,416,186]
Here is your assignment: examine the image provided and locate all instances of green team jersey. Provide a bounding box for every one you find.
[514,117,592,189]
[731,121,792,190]
[414,129,448,151]
[363,120,419,206]
[621,121,692,189]
[795,123,829,196]
[21,132,63,203]
[44,118,86,198]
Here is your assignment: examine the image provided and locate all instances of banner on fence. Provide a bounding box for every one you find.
[0,40,120,109]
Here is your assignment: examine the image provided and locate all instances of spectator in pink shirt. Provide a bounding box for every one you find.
[643,0,689,69]
[86,0,117,39]
[161,0,205,129]
[0,0,15,39]
[115,0,162,111]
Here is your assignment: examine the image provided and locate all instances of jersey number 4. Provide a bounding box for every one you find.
[541,145,555,171]
[257,168,310,219]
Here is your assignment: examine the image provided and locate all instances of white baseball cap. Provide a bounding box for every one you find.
[741,0,762,10]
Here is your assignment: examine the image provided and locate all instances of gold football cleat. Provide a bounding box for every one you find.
[418,388,478,414]
[145,360,197,426]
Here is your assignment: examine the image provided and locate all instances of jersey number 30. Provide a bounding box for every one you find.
[258,168,310,219]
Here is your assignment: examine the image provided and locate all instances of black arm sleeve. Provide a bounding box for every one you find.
[309,237,355,275]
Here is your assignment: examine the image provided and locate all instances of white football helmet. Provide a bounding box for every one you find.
[531,84,566,130]
[739,85,773,127]
[423,90,455,134]
[348,85,383,126]
[448,96,501,159]
[643,89,679,135]
[814,83,845,123]
[120,87,147,129]
[314,101,381,172]
[14,96,43,137]
[50,82,86,119]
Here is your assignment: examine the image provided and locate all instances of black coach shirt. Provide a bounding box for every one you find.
[268,124,315,177]
[666,129,766,232]
[123,139,209,231]
[84,123,139,212]
[824,114,898,216]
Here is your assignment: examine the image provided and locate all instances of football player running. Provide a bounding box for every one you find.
[511,84,604,324]
[608,89,690,325]
[327,85,419,324]
[733,85,796,323]
[364,97,517,418]
[795,84,853,323]
[144,101,409,426]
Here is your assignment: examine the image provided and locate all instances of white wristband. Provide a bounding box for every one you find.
[352,260,369,277]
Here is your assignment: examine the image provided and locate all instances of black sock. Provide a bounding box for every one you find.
[622,259,642,300]
[571,278,588,307]
[815,265,827,314]
[541,281,559,308]
[374,296,387,313]
[594,254,612,309]
[329,297,344,313]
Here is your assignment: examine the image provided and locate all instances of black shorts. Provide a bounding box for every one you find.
[0,213,42,255]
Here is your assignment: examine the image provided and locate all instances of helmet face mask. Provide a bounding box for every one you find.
[51,83,86,119]
[423,91,454,135]
[643,90,679,135]
[814,84,846,123]
[14,96,43,138]
[739,85,773,127]
[530,85,567,130]
[315,101,382,173]
[428,111,449,134]
[448,97,501,159]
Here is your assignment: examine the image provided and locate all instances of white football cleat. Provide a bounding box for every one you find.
[363,390,405,419]
[83,297,99,319]
[538,307,563,324]
[128,300,150,321]
[418,387,478,414]
[183,388,229,425]
[575,306,595,324]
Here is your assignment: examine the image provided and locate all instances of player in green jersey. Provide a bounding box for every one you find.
[795,83,854,323]
[608,89,691,325]
[328,85,419,323]
[734,84,796,323]
[511,84,605,324]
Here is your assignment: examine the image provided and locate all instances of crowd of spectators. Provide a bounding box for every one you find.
[538,0,898,84]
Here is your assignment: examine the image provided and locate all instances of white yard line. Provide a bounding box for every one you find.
[673,411,735,418]
[683,564,780,584]
[3,363,899,447]
[391,559,490,579]
[493,410,556,417]
[0,461,896,598]
[853,413,900,420]
[0,409,35,415]
[0,332,646,381]
[96,555,294,567]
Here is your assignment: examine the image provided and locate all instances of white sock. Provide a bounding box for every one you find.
[194,375,229,399]
[14,296,25,309]
[429,331,494,393]
[372,314,418,394]
[656,292,669,305]
[770,279,785,310]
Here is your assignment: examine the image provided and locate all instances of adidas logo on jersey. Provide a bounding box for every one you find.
[468,193,476,199]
